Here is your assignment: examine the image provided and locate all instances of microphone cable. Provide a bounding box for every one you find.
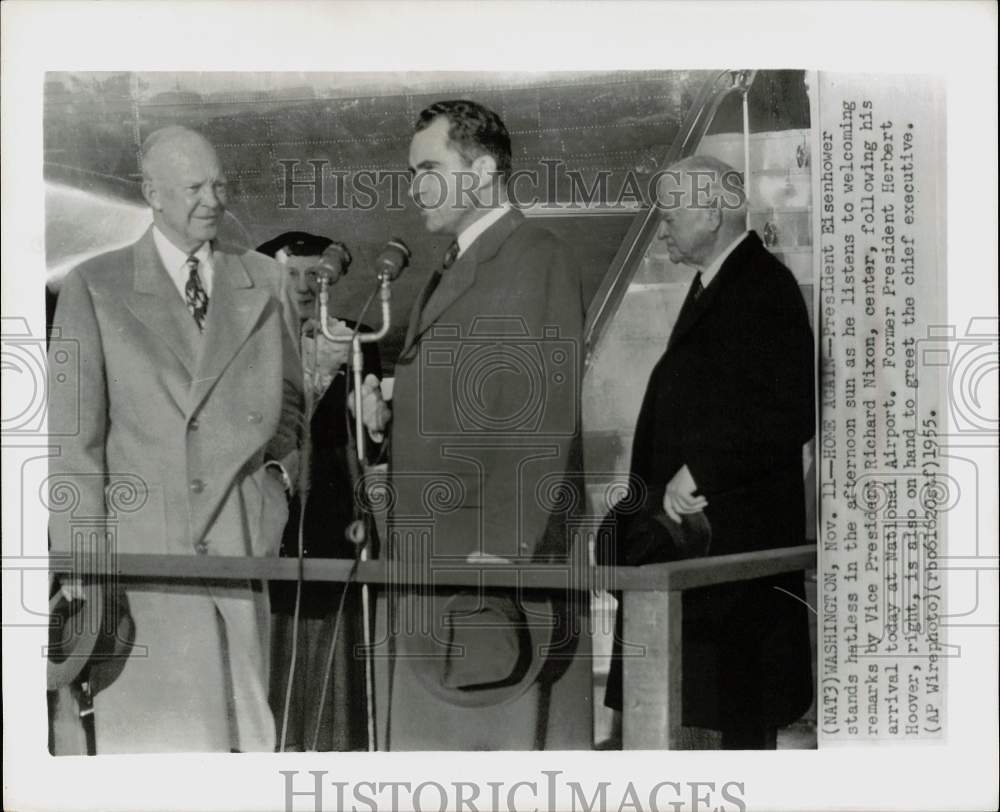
[278,306,318,753]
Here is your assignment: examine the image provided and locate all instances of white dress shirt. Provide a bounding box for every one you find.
[699,230,749,290]
[455,202,512,260]
[152,226,215,300]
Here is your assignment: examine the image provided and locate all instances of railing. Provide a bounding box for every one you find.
[49,543,815,750]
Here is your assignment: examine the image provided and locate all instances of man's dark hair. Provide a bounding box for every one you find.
[256,231,333,259]
[415,100,513,181]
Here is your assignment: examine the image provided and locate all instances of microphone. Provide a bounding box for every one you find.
[315,240,352,286]
[372,238,411,283]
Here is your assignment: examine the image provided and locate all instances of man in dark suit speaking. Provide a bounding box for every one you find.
[602,155,815,749]
[374,100,590,749]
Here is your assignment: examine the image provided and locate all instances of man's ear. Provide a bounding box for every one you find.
[705,205,723,232]
[471,154,498,188]
[141,179,160,211]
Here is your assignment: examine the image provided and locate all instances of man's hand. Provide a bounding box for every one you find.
[302,318,353,375]
[662,464,708,523]
[264,461,292,495]
[348,374,391,440]
[59,576,85,602]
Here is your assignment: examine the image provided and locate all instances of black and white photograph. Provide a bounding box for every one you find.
[2,3,997,812]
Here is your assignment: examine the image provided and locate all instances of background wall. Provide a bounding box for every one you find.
[44,70,709,366]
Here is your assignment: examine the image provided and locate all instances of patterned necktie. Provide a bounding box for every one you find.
[442,240,460,270]
[184,255,209,331]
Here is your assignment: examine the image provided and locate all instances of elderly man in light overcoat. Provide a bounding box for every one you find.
[48,126,303,753]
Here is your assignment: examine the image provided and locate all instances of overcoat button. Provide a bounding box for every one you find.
[190,479,205,494]
[195,540,209,555]
[247,412,262,423]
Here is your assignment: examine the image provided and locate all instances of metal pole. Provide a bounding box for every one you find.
[316,274,393,752]
[742,82,752,231]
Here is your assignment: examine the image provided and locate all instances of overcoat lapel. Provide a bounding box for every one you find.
[415,248,477,335]
[188,249,269,417]
[666,232,759,352]
[124,228,199,414]
[399,271,440,359]
[406,209,524,351]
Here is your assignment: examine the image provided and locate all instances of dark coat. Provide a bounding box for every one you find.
[269,321,382,751]
[390,209,585,562]
[274,321,383,572]
[380,209,591,749]
[601,231,815,732]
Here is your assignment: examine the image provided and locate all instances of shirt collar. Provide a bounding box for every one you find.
[152,226,214,295]
[699,230,749,289]
[455,202,512,259]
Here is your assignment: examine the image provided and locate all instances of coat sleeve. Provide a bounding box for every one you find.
[48,268,110,554]
[682,264,814,496]
[265,268,306,486]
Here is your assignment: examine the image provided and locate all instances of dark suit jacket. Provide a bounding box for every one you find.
[390,209,585,563]
[383,209,586,730]
[601,231,815,732]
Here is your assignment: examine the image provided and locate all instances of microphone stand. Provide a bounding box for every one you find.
[314,239,407,753]
[318,275,391,466]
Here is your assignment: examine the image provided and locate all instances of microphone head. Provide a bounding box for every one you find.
[373,238,411,281]
[315,241,352,285]
[345,518,366,546]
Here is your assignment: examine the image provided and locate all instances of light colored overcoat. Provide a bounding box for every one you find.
[48,226,303,753]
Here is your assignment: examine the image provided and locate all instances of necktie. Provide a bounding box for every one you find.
[185,255,209,331]
[405,241,461,355]
[421,241,459,311]
[667,271,704,352]
[690,271,704,301]
[442,240,460,270]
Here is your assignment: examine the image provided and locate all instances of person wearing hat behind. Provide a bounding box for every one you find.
[367,100,591,749]
[256,231,386,751]
[47,126,303,754]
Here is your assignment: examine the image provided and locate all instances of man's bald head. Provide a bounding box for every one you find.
[140,126,228,253]
[655,155,746,219]
[654,155,747,269]
[141,126,215,180]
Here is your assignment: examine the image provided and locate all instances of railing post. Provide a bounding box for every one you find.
[622,588,682,749]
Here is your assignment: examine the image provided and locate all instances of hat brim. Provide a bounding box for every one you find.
[395,589,558,708]
[46,582,103,691]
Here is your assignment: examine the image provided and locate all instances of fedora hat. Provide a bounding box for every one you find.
[47,581,133,692]
[621,509,712,566]
[394,589,559,708]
